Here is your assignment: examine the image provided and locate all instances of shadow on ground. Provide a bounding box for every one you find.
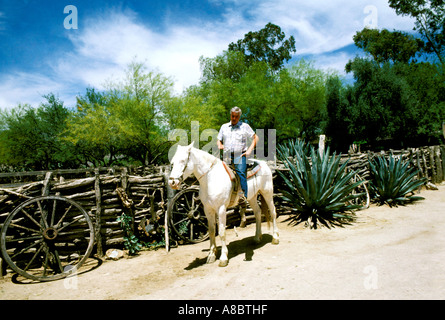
[184,234,273,270]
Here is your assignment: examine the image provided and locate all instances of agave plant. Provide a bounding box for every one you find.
[368,155,426,207]
[277,144,365,229]
[278,138,310,159]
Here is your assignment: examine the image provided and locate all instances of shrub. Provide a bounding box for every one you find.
[117,213,142,255]
[277,144,365,229]
[278,138,310,159]
[368,155,426,207]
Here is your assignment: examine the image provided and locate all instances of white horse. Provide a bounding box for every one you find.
[168,142,279,267]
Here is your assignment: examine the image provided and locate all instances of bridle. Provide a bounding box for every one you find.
[168,147,192,185]
[168,147,219,184]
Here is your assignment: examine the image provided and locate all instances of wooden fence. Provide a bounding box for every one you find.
[339,144,445,184]
[0,144,443,270]
[0,166,170,261]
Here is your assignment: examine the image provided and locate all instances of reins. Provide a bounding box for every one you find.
[195,158,219,181]
[169,147,219,183]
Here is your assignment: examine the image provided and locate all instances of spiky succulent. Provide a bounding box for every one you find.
[277,144,365,229]
[368,155,426,207]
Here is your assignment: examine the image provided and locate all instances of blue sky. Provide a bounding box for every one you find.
[0,0,416,109]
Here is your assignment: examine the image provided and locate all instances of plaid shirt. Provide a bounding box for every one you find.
[217,121,255,154]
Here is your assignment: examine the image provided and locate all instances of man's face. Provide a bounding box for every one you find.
[230,112,240,126]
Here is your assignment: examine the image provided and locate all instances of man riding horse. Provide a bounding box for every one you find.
[168,106,279,267]
[217,107,259,203]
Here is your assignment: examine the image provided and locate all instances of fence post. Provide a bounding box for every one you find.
[429,146,437,183]
[415,149,423,179]
[441,145,445,183]
[421,148,429,181]
[0,256,5,278]
[163,166,174,252]
[318,134,326,157]
[434,146,443,182]
[120,167,134,233]
[94,168,103,257]
[42,171,53,196]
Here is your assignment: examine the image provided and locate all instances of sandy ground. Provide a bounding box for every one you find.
[1,185,444,300]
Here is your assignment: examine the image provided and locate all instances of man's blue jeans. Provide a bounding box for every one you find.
[232,154,247,198]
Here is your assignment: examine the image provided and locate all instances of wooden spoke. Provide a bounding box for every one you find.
[167,187,209,244]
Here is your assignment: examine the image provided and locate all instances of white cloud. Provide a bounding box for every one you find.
[0,72,66,109]
[231,0,416,80]
[0,1,418,109]
[246,0,416,55]
[56,9,233,95]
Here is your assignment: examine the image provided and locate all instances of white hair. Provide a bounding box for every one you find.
[230,106,242,116]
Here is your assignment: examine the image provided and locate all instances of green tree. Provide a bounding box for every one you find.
[344,58,416,148]
[0,94,73,170]
[274,60,328,142]
[0,104,36,169]
[388,0,445,64]
[109,61,175,165]
[228,22,296,71]
[198,50,251,124]
[199,50,249,83]
[163,86,225,145]
[352,28,424,64]
[325,74,351,151]
[66,61,175,166]
[37,94,76,168]
[65,88,123,167]
[401,61,445,144]
[338,57,444,149]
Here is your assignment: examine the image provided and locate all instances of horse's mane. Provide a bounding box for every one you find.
[191,146,220,163]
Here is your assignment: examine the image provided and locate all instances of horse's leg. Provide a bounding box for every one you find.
[261,191,279,245]
[217,205,228,267]
[248,195,262,244]
[205,210,217,264]
[239,200,247,228]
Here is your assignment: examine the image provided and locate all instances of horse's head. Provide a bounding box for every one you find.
[168,142,194,190]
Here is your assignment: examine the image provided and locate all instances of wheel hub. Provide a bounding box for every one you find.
[43,227,58,240]
[187,208,201,220]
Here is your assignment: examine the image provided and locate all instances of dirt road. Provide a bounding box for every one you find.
[1,186,444,300]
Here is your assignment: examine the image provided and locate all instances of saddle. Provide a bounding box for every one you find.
[222,161,261,207]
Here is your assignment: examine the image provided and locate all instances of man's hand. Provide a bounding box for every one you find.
[241,149,252,158]
[242,134,259,157]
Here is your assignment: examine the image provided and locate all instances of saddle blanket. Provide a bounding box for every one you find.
[222,161,261,207]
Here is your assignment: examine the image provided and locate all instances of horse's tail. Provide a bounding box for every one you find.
[260,193,271,229]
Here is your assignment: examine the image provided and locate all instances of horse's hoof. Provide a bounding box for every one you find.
[219,259,228,267]
[240,220,247,228]
[272,238,279,245]
[254,236,262,244]
[207,255,216,264]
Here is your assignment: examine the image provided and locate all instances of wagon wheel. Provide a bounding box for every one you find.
[349,173,370,210]
[167,187,209,243]
[1,196,95,282]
